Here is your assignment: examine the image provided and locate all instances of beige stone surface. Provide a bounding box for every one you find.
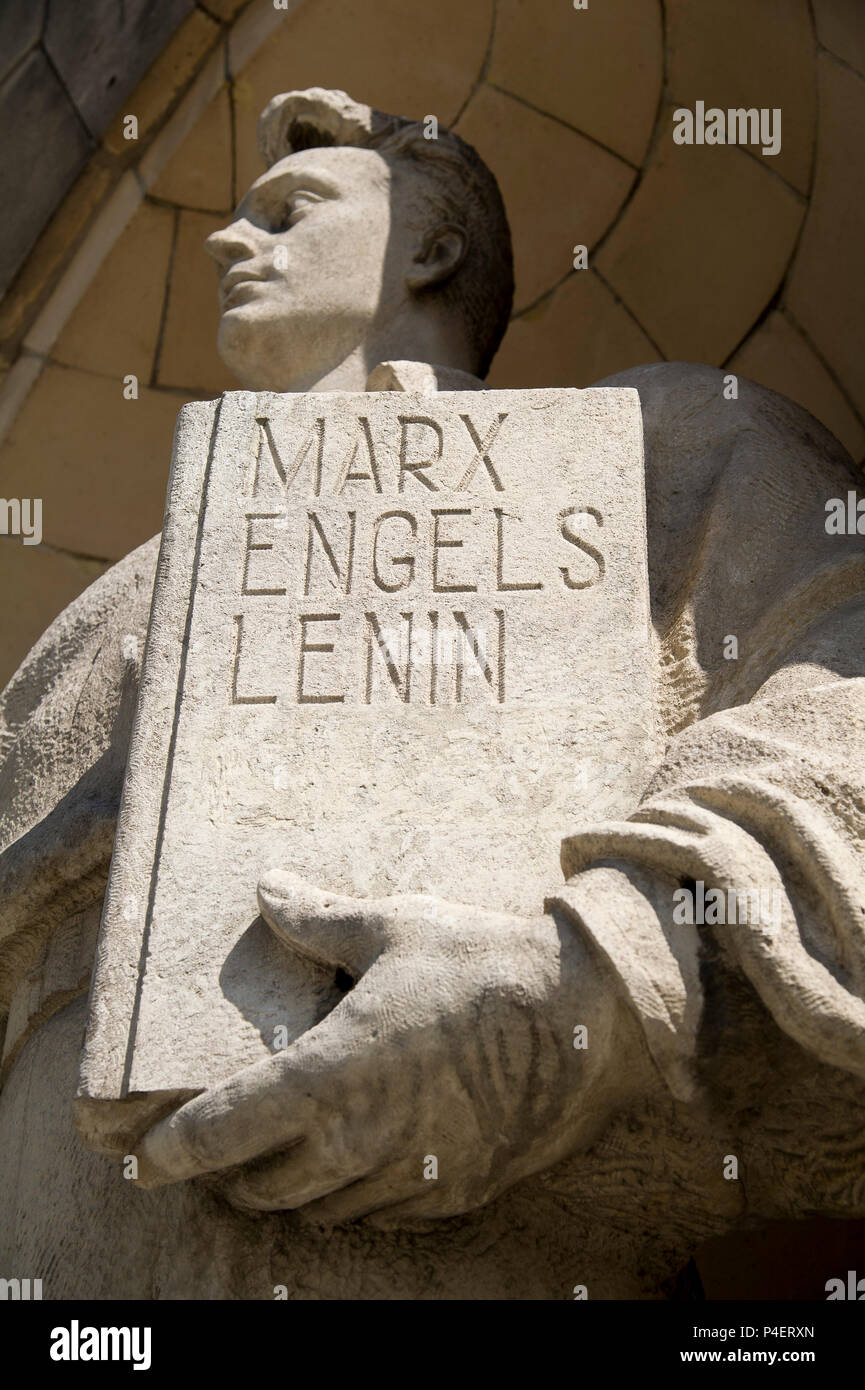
[596,109,804,363]
[150,86,234,212]
[813,0,865,78]
[232,0,493,195]
[21,174,144,360]
[52,203,175,382]
[203,0,252,18]
[0,365,181,560]
[102,10,221,155]
[156,210,237,393]
[488,0,663,166]
[666,0,815,194]
[488,271,661,390]
[456,85,634,313]
[227,0,296,76]
[137,48,226,197]
[786,54,865,420]
[0,540,106,690]
[729,310,865,462]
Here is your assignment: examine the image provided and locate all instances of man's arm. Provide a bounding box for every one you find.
[553,626,865,1101]
[0,537,158,1068]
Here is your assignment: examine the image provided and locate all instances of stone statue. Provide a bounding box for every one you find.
[2,88,865,1301]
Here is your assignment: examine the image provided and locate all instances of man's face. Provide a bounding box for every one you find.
[205,146,403,390]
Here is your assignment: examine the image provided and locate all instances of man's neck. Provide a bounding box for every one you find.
[293,346,374,393]
[272,314,478,393]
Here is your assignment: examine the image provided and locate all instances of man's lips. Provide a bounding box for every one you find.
[222,266,261,292]
[220,272,267,307]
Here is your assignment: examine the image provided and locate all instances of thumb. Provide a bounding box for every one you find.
[257,870,388,976]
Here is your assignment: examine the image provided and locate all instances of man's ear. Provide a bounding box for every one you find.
[406,223,467,292]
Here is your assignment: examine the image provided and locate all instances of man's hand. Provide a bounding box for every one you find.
[132,871,623,1224]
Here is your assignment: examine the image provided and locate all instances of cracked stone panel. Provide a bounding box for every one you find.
[666,0,815,195]
[43,0,193,139]
[149,85,234,213]
[0,49,92,297]
[0,541,107,690]
[812,0,865,80]
[456,84,635,314]
[0,0,45,87]
[487,269,661,389]
[786,55,865,420]
[232,0,494,196]
[0,366,182,562]
[52,203,175,383]
[488,0,662,167]
[156,211,239,395]
[729,310,865,462]
[596,109,804,364]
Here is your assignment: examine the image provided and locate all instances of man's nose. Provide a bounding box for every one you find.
[204,219,259,271]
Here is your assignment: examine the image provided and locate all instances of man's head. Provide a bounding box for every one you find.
[205,88,514,391]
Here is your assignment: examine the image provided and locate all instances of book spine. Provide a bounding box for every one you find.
[77,397,222,1105]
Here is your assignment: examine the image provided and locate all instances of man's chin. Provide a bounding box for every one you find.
[216,313,292,390]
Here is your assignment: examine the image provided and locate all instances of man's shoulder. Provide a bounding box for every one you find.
[591,362,865,725]
[591,360,860,554]
[593,361,856,467]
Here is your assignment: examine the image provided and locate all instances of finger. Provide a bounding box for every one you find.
[257,869,389,975]
[359,1178,492,1229]
[221,1129,438,1219]
[296,1158,435,1225]
[224,1071,472,1220]
[132,1018,360,1188]
[220,1024,425,1212]
[220,1139,375,1213]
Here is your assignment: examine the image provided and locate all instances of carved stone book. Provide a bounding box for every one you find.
[78,386,657,1143]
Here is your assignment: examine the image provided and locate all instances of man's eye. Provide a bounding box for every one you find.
[281,192,322,225]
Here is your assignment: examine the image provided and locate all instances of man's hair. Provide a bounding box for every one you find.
[258,88,514,378]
